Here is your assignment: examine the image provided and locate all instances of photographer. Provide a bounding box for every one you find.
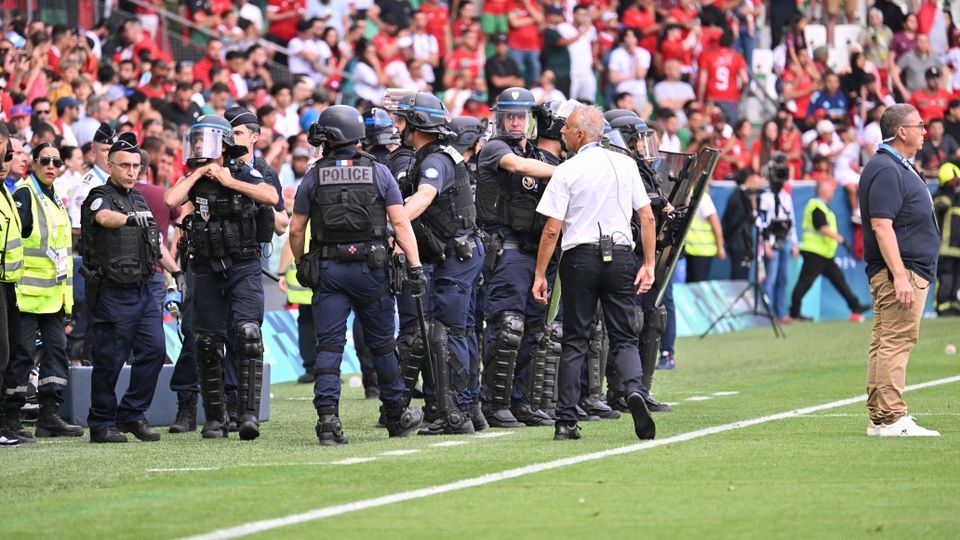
[759,155,799,323]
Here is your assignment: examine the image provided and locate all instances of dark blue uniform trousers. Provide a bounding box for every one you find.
[87,284,165,430]
[2,311,69,414]
[557,247,646,424]
[311,260,404,410]
[170,264,199,393]
[191,260,264,342]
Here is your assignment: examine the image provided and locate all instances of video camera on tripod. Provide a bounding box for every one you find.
[759,152,793,251]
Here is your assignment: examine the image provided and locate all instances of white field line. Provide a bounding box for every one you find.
[474,432,514,438]
[379,449,421,456]
[179,374,960,540]
[429,440,469,447]
[330,457,376,465]
[798,412,960,418]
[712,391,740,396]
[685,396,713,401]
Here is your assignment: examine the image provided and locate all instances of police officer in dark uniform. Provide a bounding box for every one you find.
[288,104,426,445]
[608,114,672,413]
[392,92,486,435]
[363,107,401,162]
[476,87,558,427]
[82,133,185,443]
[163,115,278,440]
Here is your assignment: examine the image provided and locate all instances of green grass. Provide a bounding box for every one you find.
[2,319,959,539]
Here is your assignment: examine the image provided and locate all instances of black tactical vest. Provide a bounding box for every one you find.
[81,182,161,286]
[187,169,261,263]
[476,137,547,236]
[309,153,388,246]
[409,141,476,243]
[386,145,417,199]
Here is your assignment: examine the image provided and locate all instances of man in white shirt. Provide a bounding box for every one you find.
[607,28,650,113]
[652,59,695,125]
[287,18,330,83]
[558,5,598,103]
[533,104,657,442]
[658,110,682,153]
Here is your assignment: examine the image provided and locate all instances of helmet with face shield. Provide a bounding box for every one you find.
[182,115,236,166]
[493,87,537,140]
[610,115,660,162]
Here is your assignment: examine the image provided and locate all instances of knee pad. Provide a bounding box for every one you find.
[233,321,264,359]
[195,333,225,366]
[494,311,525,351]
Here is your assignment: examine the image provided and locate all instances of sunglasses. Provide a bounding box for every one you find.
[37,156,63,167]
[35,109,51,115]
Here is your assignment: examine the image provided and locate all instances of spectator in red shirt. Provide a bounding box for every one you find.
[419,0,454,57]
[506,0,544,85]
[117,19,169,70]
[910,67,951,122]
[660,23,696,75]
[137,60,172,100]
[372,20,403,65]
[668,0,700,37]
[622,0,660,54]
[776,104,804,179]
[266,0,306,64]
[444,27,483,88]
[782,54,822,131]
[697,31,748,124]
[192,37,225,88]
[716,118,752,179]
[453,2,483,50]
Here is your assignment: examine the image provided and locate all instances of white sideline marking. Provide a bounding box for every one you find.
[180,374,960,540]
[379,450,420,456]
[331,457,376,465]
[712,391,739,396]
[284,397,314,401]
[474,432,514,439]
[799,412,960,418]
[147,467,220,473]
[429,440,469,447]
[685,396,712,401]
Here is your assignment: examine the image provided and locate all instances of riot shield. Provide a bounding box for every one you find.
[652,148,720,305]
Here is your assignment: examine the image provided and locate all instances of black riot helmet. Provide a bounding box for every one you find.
[308,104,365,148]
[610,115,660,162]
[447,116,486,154]
[493,87,537,140]
[363,107,400,147]
[182,114,246,165]
[534,99,578,141]
[393,92,452,134]
[603,108,639,123]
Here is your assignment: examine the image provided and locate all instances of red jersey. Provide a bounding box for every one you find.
[661,37,692,68]
[420,3,450,54]
[782,69,814,121]
[267,0,304,42]
[445,48,482,79]
[372,32,403,64]
[483,0,509,16]
[910,88,951,122]
[779,128,803,180]
[137,83,172,100]
[622,6,658,54]
[669,5,698,38]
[192,57,224,88]
[700,47,746,102]
[506,0,541,51]
[452,20,481,42]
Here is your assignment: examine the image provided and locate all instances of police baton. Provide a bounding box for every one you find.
[262,269,281,282]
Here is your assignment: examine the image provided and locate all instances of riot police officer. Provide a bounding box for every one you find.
[363,107,401,162]
[81,133,184,443]
[476,87,558,427]
[608,114,672,413]
[384,90,419,188]
[393,92,485,435]
[288,104,426,445]
[163,115,278,440]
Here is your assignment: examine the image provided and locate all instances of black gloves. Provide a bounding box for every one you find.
[406,265,427,298]
[172,270,187,295]
[125,212,153,228]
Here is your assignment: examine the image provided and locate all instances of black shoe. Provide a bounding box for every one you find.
[644,395,672,412]
[200,420,229,439]
[364,386,380,400]
[554,421,581,440]
[35,400,83,437]
[576,404,601,422]
[417,413,475,436]
[481,404,525,428]
[791,314,813,322]
[470,404,488,431]
[540,407,557,420]
[511,403,555,427]
[853,303,871,314]
[118,420,161,442]
[626,393,656,440]
[421,403,441,424]
[580,396,621,420]
[226,391,239,433]
[606,391,628,412]
[4,415,36,443]
[376,406,387,428]
[238,414,261,441]
[316,407,348,446]
[169,391,198,433]
[296,371,315,384]
[384,406,423,438]
[90,426,128,443]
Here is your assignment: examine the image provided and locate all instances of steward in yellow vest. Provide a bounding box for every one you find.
[788,181,869,321]
[683,191,725,282]
[0,154,24,445]
[279,232,317,384]
[3,143,83,439]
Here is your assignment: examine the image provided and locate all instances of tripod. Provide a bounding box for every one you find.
[700,198,785,339]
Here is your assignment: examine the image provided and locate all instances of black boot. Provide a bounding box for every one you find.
[225,390,239,433]
[238,414,260,441]
[35,398,83,437]
[421,402,441,424]
[417,410,475,436]
[316,406,348,446]
[580,395,621,420]
[296,370,315,384]
[3,411,36,443]
[510,403,555,427]
[362,372,380,400]
[90,426,128,443]
[644,395,672,412]
[118,420,161,442]
[169,391,198,433]
[384,406,423,438]
[470,403,488,431]
[481,403,525,428]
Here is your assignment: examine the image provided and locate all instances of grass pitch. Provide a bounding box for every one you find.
[2,319,959,539]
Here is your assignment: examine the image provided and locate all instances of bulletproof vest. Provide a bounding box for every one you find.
[367,145,392,163]
[82,182,161,286]
[409,141,476,243]
[309,153,388,246]
[187,167,261,263]
[476,137,548,237]
[537,147,562,166]
[386,145,417,198]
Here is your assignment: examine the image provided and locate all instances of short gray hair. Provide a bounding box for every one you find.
[86,94,107,117]
[880,104,918,141]
[568,104,605,141]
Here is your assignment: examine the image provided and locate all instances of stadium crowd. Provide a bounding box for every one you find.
[0,0,958,445]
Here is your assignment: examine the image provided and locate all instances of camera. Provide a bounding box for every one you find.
[763,151,790,193]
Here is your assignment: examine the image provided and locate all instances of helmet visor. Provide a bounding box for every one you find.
[182,127,223,164]
[493,109,536,140]
[636,129,661,162]
[602,128,631,155]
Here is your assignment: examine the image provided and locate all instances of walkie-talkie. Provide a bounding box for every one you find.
[598,223,613,263]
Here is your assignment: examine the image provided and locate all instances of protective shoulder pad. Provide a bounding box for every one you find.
[440,145,465,164]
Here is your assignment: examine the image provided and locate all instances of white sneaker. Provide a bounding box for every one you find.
[877,416,940,437]
[866,422,885,436]
[0,434,21,447]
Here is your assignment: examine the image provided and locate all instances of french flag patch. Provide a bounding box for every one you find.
[335,160,353,166]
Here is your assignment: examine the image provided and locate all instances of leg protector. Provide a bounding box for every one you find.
[234,321,264,440]
[397,324,423,400]
[429,321,467,430]
[640,307,666,392]
[316,405,348,446]
[195,332,227,436]
[481,310,524,409]
[586,320,605,398]
[539,321,562,414]
[525,322,547,411]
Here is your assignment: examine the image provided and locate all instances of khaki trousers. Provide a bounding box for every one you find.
[866,270,929,425]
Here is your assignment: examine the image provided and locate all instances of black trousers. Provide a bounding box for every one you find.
[0,282,20,394]
[685,255,713,283]
[298,303,316,371]
[728,249,751,280]
[790,251,860,317]
[936,256,960,315]
[557,246,646,423]
[3,310,69,413]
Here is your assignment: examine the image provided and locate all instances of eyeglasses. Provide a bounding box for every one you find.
[37,156,63,167]
[35,109,51,116]
[111,161,142,172]
[901,123,926,130]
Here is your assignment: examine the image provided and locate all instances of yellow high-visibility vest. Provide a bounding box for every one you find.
[15,176,73,314]
[685,214,718,257]
[0,185,24,282]
[286,228,313,305]
[801,198,838,259]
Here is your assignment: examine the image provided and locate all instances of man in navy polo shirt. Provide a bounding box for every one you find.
[859,103,942,437]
